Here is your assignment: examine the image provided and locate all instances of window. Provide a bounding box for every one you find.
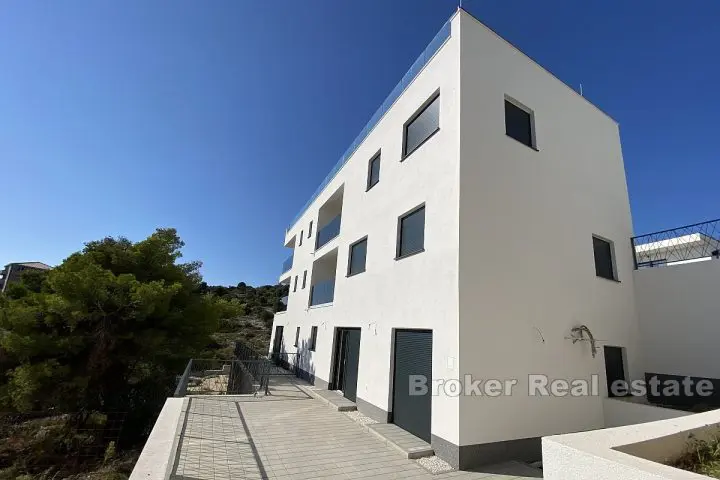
[367,152,381,190]
[504,98,534,148]
[403,93,440,158]
[308,221,313,238]
[299,230,303,246]
[397,205,425,259]
[593,236,616,280]
[604,346,627,397]
[294,327,300,347]
[293,275,298,292]
[347,237,368,276]
[302,270,307,289]
[309,326,318,351]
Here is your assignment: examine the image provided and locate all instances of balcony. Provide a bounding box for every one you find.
[281,254,293,274]
[632,218,720,269]
[310,279,335,306]
[316,215,341,250]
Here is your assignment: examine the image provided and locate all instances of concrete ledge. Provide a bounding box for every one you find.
[543,408,720,479]
[297,383,357,411]
[356,396,390,423]
[368,423,434,459]
[129,397,187,480]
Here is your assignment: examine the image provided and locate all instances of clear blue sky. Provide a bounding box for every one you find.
[1,1,718,286]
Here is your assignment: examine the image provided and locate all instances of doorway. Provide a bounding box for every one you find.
[331,328,361,402]
[604,345,627,397]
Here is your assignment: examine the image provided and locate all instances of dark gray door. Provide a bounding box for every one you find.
[341,329,361,402]
[272,326,283,354]
[604,346,626,397]
[392,330,432,442]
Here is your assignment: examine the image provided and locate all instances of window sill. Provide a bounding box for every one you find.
[346,270,366,278]
[308,302,333,310]
[402,128,440,162]
[395,248,425,261]
[505,134,539,151]
[366,182,379,192]
[596,275,621,283]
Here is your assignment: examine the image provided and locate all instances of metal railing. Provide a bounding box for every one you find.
[315,215,341,250]
[281,254,293,274]
[309,280,335,306]
[632,218,720,269]
[286,19,452,232]
[174,359,251,396]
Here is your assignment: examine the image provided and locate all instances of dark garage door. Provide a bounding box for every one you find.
[392,330,432,442]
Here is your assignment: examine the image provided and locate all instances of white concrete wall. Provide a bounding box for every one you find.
[457,10,641,446]
[270,13,462,444]
[603,397,690,428]
[634,259,720,379]
[130,398,185,480]
[543,409,720,480]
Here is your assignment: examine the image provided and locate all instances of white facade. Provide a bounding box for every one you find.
[270,9,640,468]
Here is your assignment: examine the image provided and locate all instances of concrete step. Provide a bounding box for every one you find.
[303,387,357,411]
[367,423,434,459]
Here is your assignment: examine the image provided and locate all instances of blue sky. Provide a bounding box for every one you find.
[1,1,718,286]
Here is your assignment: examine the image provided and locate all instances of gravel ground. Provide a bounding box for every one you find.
[343,410,378,426]
[417,455,455,474]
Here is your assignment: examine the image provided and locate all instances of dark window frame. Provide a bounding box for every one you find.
[402,91,440,160]
[293,275,298,292]
[504,96,537,150]
[396,204,426,260]
[294,327,300,347]
[302,270,307,289]
[299,230,303,246]
[308,221,313,238]
[592,235,618,281]
[309,326,318,351]
[347,236,368,277]
[366,151,381,191]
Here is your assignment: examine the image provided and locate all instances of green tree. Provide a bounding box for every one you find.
[0,228,219,443]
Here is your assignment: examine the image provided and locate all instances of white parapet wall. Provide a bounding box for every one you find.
[603,397,690,428]
[543,408,720,480]
[130,397,186,480]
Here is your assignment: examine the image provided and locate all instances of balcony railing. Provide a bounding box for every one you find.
[281,254,293,274]
[632,218,720,269]
[315,215,341,250]
[309,280,335,306]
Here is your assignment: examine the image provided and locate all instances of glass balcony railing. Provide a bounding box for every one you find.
[315,215,341,250]
[281,254,293,274]
[309,280,335,306]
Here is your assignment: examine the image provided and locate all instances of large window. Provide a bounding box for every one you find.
[367,152,381,190]
[403,94,440,158]
[397,205,425,259]
[504,98,534,148]
[309,326,318,351]
[593,236,616,280]
[347,237,368,276]
[294,327,300,347]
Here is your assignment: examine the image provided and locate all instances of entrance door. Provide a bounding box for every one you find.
[332,328,361,402]
[604,346,627,397]
[392,330,432,442]
[272,326,284,355]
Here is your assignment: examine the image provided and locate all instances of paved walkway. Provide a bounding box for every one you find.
[170,379,542,480]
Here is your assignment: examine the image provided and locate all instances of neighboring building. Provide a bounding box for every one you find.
[270,8,640,469]
[0,262,52,293]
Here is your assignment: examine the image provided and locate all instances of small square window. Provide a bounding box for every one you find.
[403,93,440,158]
[294,327,300,347]
[309,326,318,351]
[348,237,368,276]
[593,236,616,280]
[293,275,298,292]
[504,98,534,148]
[367,153,381,190]
[397,205,425,259]
[302,270,307,289]
[308,221,313,238]
[299,230,303,246]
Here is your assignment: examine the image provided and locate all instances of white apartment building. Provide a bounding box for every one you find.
[269,8,641,469]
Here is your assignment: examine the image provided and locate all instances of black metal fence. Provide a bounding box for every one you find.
[632,218,720,269]
[174,342,299,397]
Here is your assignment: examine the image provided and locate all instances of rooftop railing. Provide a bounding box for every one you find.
[632,218,720,269]
[286,20,451,232]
